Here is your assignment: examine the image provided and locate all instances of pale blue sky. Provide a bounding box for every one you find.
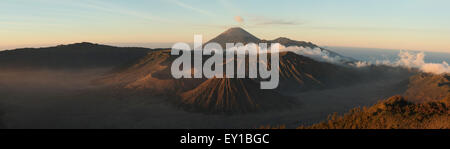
[1,0,450,52]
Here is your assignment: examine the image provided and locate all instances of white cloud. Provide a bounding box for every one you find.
[353,51,450,74]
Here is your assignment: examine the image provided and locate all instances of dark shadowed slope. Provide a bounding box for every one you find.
[97,50,205,95]
[265,37,355,62]
[277,52,360,92]
[0,105,4,129]
[0,42,151,69]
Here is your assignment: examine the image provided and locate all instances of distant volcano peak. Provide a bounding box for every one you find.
[206,27,261,48]
[206,27,353,61]
[222,27,253,35]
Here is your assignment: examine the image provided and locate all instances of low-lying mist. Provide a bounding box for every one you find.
[0,64,415,128]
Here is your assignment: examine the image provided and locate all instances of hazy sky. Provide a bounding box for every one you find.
[1,0,450,52]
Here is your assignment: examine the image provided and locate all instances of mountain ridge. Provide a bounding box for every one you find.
[0,42,152,69]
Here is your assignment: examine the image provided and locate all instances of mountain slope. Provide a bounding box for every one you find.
[0,42,151,69]
[299,95,450,129]
[179,78,294,113]
[206,27,261,48]
[97,50,205,94]
[403,73,450,103]
[265,37,355,62]
[277,52,360,92]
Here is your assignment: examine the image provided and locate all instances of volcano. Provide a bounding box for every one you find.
[179,78,294,113]
[206,27,354,62]
[99,27,360,113]
[206,27,261,48]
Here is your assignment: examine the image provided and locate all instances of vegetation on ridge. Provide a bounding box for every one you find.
[298,95,450,129]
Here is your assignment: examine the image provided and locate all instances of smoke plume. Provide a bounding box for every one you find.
[234,16,244,23]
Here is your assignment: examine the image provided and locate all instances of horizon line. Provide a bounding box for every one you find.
[1,42,449,54]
